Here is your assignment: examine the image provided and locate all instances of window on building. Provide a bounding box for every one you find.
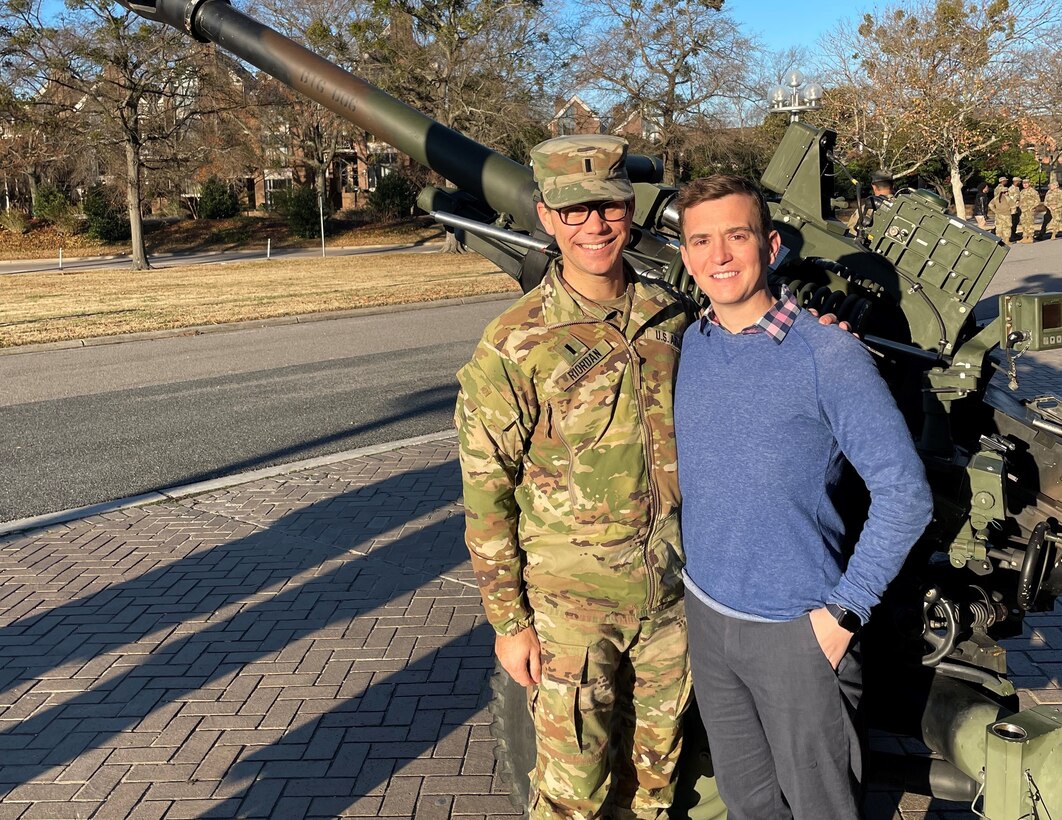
[556,106,576,136]
[264,177,291,209]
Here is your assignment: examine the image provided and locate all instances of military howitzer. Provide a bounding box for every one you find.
[117,2,1061,817]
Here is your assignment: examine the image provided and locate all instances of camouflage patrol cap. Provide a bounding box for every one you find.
[530,135,634,208]
[999,176,1007,182]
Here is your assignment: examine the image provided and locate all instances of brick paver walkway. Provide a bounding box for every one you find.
[1,434,1059,819]
[0,438,519,819]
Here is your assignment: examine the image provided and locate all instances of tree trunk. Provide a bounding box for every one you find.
[125,140,150,271]
[442,229,467,254]
[25,173,38,215]
[355,134,371,192]
[662,144,679,186]
[949,159,967,221]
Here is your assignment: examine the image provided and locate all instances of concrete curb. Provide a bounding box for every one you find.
[0,428,458,538]
[0,292,515,356]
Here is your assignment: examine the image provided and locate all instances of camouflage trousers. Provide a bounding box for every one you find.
[994,219,1011,243]
[528,601,691,820]
[1019,213,1038,239]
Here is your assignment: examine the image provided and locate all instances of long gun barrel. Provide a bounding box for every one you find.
[120,0,542,230]
[118,0,663,238]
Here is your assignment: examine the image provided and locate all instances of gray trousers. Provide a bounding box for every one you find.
[686,594,864,820]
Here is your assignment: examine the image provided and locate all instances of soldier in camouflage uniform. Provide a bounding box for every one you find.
[1008,177,1022,239]
[1044,181,1062,239]
[1017,178,1042,243]
[846,169,895,236]
[988,185,1016,244]
[994,175,1008,198]
[455,134,693,819]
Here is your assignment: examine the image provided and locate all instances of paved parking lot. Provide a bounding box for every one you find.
[1,428,1059,819]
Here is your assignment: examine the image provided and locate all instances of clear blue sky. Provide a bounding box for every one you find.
[728,0,855,54]
[37,0,857,56]
[37,0,859,58]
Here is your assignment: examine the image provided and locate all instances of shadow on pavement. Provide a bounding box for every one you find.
[0,457,496,814]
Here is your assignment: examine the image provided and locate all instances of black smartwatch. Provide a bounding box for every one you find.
[826,603,862,633]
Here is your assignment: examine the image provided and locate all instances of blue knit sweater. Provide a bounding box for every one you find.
[675,310,933,624]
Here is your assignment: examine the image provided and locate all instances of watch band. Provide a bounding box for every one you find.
[826,602,862,632]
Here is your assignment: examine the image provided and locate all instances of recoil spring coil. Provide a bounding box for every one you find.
[967,599,1006,629]
[785,279,874,334]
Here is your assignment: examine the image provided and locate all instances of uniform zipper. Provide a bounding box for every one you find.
[550,318,661,610]
[626,332,661,610]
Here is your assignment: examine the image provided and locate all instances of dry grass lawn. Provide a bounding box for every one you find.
[0,252,519,348]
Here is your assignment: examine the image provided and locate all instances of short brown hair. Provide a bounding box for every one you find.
[674,175,773,243]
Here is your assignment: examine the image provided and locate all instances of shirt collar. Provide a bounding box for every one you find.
[542,260,680,336]
[698,284,799,344]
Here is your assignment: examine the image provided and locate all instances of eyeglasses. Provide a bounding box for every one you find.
[554,200,631,226]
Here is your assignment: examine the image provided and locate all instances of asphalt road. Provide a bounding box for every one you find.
[1,237,1059,524]
[0,296,511,522]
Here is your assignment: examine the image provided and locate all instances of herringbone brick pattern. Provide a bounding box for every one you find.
[0,436,1058,819]
[0,440,517,819]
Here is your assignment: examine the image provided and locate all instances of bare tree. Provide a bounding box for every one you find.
[355,0,554,250]
[0,90,81,211]
[817,0,1060,218]
[570,0,755,185]
[359,0,549,142]
[0,0,248,268]
[1020,28,1062,183]
[257,0,368,205]
[145,56,260,214]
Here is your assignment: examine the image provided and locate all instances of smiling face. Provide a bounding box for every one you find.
[537,199,632,297]
[679,192,781,330]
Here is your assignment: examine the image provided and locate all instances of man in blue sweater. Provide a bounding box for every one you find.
[673,175,933,819]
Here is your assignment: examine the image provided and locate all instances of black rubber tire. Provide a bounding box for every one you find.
[670,696,728,820]
[487,661,727,819]
[488,661,534,816]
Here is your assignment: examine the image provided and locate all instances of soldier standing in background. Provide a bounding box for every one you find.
[455,134,693,819]
[973,182,990,230]
[1009,177,1022,239]
[988,184,1016,244]
[1017,178,1042,243]
[846,170,895,235]
[1044,181,1062,239]
[994,175,1008,198]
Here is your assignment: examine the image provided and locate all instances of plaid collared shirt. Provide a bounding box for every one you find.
[698,284,800,344]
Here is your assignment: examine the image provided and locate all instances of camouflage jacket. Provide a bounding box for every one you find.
[455,264,693,635]
[1018,188,1042,212]
[1045,189,1062,212]
[989,191,1015,217]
